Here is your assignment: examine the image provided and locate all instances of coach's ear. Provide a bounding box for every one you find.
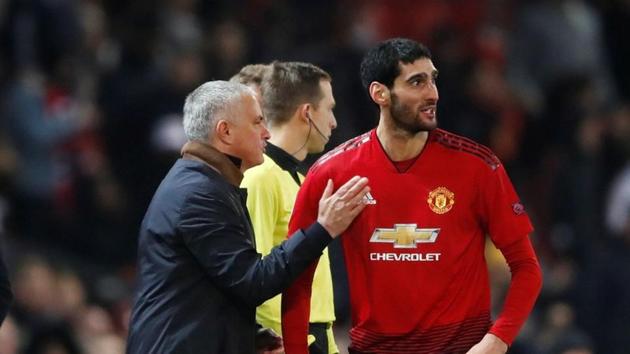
[369,82,390,106]
[215,119,234,145]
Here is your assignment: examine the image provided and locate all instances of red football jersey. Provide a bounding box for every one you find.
[282,129,535,354]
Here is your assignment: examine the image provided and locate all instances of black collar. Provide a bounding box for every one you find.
[265,142,305,186]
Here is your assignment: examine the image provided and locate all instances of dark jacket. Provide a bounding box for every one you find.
[126,143,331,354]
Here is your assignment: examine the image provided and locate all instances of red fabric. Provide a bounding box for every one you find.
[282,129,540,353]
[392,156,417,172]
[490,237,543,344]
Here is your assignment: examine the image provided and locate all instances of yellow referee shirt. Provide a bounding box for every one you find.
[242,145,338,353]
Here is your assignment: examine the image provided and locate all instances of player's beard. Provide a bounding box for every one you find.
[390,92,437,135]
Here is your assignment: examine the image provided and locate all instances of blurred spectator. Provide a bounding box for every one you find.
[601,0,630,100]
[605,105,630,173]
[158,0,202,57]
[24,323,81,354]
[84,333,125,354]
[508,0,616,116]
[3,68,93,240]
[441,57,526,163]
[0,248,12,325]
[206,19,249,79]
[573,222,630,353]
[550,331,594,354]
[0,315,20,354]
[8,255,126,353]
[606,163,630,238]
[534,302,592,354]
[0,135,17,241]
[12,256,60,326]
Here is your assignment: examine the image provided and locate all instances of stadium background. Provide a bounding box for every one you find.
[0,0,629,353]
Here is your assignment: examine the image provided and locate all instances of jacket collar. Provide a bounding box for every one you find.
[181,141,244,186]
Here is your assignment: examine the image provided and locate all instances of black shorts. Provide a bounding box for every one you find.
[308,322,331,354]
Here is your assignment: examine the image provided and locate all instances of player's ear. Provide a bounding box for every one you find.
[369,82,390,106]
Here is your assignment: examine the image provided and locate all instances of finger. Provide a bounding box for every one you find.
[337,176,368,201]
[348,198,368,217]
[333,176,360,197]
[348,187,370,211]
[345,184,370,206]
[321,179,334,200]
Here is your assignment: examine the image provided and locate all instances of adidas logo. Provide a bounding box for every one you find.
[363,192,377,205]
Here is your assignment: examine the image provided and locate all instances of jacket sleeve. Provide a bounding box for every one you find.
[179,188,331,308]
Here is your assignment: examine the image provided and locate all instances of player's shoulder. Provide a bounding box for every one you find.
[310,130,373,172]
[430,128,501,171]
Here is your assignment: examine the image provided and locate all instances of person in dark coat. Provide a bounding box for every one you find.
[126,80,370,354]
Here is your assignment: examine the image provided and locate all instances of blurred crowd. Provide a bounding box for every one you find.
[1,0,629,353]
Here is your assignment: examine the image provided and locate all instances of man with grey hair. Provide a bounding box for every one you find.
[126,80,370,354]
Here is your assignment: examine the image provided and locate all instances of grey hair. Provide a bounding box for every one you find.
[182,80,255,141]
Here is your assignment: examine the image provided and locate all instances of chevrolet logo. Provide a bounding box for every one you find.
[370,224,440,248]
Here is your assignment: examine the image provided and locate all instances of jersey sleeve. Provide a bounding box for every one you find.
[479,162,542,345]
[282,166,330,354]
[242,168,279,256]
[479,163,533,249]
[489,237,543,344]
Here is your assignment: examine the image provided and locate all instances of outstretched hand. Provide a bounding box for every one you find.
[317,176,370,238]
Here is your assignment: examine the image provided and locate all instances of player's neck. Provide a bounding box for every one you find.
[268,124,308,162]
[376,122,429,162]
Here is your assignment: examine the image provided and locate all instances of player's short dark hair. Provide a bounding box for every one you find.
[360,38,432,90]
[229,64,270,87]
[261,61,331,126]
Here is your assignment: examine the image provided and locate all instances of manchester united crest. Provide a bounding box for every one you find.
[427,187,455,214]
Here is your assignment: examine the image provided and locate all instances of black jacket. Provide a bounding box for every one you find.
[127,144,331,354]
